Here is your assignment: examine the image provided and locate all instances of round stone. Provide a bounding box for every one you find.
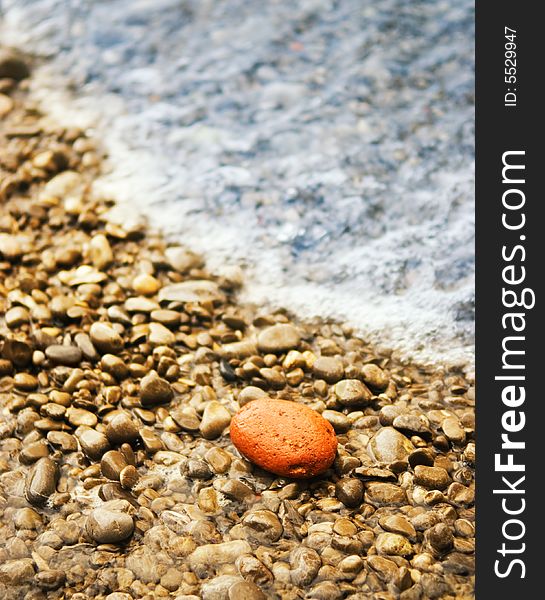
[334,379,372,406]
[89,322,124,355]
[361,364,389,391]
[86,508,134,544]
[257,324,301,354]
[312,356,344,383]
[200,401,232,440]
[78,428,110,460]
[106,413,140,445]
[368,427,415,463]
[335,478,364,507]
[230,398,338,478]
[238,386,268,407]
[133,273,161,295]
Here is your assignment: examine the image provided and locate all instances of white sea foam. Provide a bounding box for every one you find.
[1,0,475,368]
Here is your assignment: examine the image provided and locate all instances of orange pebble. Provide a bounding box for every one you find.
[230,398,338,478]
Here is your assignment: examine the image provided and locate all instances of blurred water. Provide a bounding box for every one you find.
[0,0,475,366]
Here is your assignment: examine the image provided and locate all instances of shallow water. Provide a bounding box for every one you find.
[0,0,475,367]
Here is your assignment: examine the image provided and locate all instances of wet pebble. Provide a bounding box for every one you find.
[257,324,300,353]
[86,507,134,544]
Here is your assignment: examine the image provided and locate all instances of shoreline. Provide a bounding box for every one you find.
[1,53,475,599]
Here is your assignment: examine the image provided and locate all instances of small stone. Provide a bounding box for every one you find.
[393,414,432,440]
[0,559,35,585]
[0,50,30,80]
[101,354,128,380]
[200,401,232,439]
[133,273,161,295]
[165,246,203,272]
[335,478,364,507]
[106,413,140,445]
[413,465,451,490]
[151,309,181,327]
[369,427,415,463]
[67,407,98,427]
[75,332,99,361]
[205,447,232,474]
[242,510,283,544]
[36,569,66,591]
[25,457,59,506]
[45,345,83,366]
[238,386,268,406]
[89,322,124,355]
[79,428,111,460]
[2,339,32,367]
[89,234,113,269]
[379,515,417,541]
[188,540,252,578]
[86,508,134,544]
[230,398,338,478]
[442,417,466,444]
[140,370,173,405]
[364,482,407,506]
[322,410,351,433]
[427,523,454,553]
[408,448,435,468]
[149,322,175,346]
[120,465,140,489]
[5,306,30,329]
[289,547,321,586]
[361,364,389,391]
[159,280,223,303]
[257,324,301,354]
[125,297,160,313]
[334,379,372,406]
[312,356,344,383]
[19,440,49,464]
[170,408,201,432]
[14,373,38,391]
[14,507,43,530]
[376,532,414,556]
[229,581,267,600]
[101,450,129,481]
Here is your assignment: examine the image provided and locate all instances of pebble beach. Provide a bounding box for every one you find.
[0,51,474,599]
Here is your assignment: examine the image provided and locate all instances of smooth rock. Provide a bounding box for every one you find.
[257,324,301,354]
[188,541,252,578]
[140,370,173,405]
[200,401,232,439]
[45,345,83,366]
[25,457,59,506]
[86,508,134,544]
[368,427,415,463]
[361,363,389,390]
[89,322,124,354]
[106,413,140,445]
[312,356,344,383]
[159,280,223,303]
[78,428,111,460]
[334,379,372,406]
[413,465,451,490]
